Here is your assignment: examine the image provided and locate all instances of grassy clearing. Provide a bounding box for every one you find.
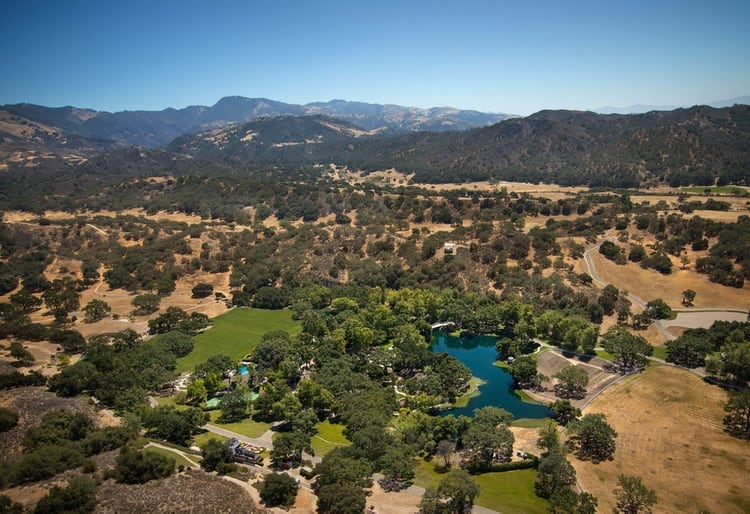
[207,411,269,438]
[414,460,548,513]
[473,469,549,513]
[595,349,616,361]
[176,307,299,373]
[651,346,667,360]
[512,418,550,429]
[413,458,442,489]
[193,431,228,448]
[311,420,350,457]
[682,185,749,196]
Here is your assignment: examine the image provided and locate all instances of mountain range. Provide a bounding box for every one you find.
[2,96,750,188]
[163,105,750,187]
[0,96,511,148]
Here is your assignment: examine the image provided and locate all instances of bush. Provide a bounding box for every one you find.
[191,283,214,298]
[259,472,298,507]
[34,476,97,514]
[0,407,19,432]
[113,447,174,484]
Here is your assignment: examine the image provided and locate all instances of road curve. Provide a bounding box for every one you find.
[583,239,747,340]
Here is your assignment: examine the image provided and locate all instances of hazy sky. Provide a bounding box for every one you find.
[2,0,749,115]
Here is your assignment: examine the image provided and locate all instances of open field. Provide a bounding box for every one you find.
[176,307,300,374]
[473,469,549,513]
[311,419,350,457]
[412,460,547,513]
[207,410,270,438]
[572,365,750,513]
[588,252,750,313]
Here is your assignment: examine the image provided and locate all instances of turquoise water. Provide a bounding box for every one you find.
[432,332,551,420]
[239,365,249,375]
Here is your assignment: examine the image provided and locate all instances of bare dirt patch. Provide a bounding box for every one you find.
[572,365,750,514]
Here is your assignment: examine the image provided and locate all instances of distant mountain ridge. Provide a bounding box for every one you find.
[0,96,511,148]
[594,96,750,114]
[170,105,750,188]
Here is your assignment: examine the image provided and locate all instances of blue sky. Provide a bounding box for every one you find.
[1,0,749,115]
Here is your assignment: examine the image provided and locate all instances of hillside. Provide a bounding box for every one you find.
[169,105,750,187]
[0,96,510,149]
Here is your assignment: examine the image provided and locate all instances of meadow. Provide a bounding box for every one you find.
[175,307,299,374]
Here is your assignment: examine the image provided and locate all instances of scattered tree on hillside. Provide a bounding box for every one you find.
[83,299,111,323]
[132,293,161,315]
[644,299,672,320]
[723,389,750,440]
[112,447,174,484]
[681,289,696,306]
[191,283,214,298]
[549,399,581,426]
[567,413,617,463]
[0,406,19,432]
[613,474,657,514]
[9,342,34,366]
[33,476,97,514]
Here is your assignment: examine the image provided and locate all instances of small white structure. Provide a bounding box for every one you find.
[444,242,455,254]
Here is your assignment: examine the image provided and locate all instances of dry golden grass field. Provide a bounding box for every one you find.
[572,365,750,514]
[588,252,750,313]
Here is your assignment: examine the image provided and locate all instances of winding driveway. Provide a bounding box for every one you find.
[583,238,747,340]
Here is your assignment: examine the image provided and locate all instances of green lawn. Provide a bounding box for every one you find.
[595,349,616,361]
[176,307,300,373]
[682,185,749,196]
[192,431,228,448]
[207,410,269,438]
[414,461,548,513]
[143,446,197,469]
[651,346,667,360]
[473,469,549,513]
[512,418,550,429]
[312,420,350,457]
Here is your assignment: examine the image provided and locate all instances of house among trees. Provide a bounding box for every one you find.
[444,242,456,254]
[226,438,262,464]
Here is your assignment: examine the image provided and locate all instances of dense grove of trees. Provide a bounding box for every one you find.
[2,157,749,512]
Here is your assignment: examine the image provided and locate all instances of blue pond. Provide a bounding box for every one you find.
[432,332,551,420]
[239,365,249,375]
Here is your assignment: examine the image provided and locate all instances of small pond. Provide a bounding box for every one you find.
[432,331,550,420]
